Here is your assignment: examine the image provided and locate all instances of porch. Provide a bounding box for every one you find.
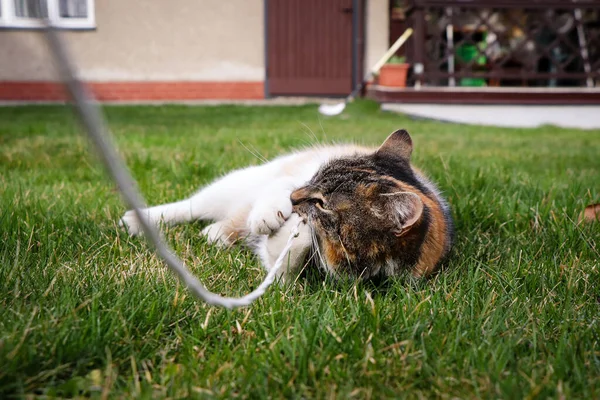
[371,0,600,104]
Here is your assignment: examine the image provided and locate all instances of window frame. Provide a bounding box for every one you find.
[0,0,95,29]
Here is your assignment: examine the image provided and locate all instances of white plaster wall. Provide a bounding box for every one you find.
[365,0,389,72]
[0,0,265,81]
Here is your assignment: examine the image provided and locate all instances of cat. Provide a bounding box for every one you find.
[120,129,453,282]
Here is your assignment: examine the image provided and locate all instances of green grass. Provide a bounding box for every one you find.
[1,101,599,399]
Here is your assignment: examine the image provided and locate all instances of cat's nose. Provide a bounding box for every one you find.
[290,187,311,206]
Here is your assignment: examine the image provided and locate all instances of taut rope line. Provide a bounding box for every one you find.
[43,24,299,309]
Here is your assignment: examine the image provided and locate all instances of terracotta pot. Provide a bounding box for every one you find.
[379,63,410,88]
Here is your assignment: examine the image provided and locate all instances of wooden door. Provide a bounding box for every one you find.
[267,0,355,96]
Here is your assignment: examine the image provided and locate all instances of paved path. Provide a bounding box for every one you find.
[382,103,600,130]
[3,98,599,130]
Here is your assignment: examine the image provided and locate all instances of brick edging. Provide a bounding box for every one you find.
[0,81,265,101]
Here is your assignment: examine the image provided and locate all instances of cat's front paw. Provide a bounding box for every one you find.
[247,197,293,235]
[119,210,143,236]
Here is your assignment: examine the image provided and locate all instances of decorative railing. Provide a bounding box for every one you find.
[398,0,600,87]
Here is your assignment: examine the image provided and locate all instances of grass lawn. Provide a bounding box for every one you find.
[1,101,599,398]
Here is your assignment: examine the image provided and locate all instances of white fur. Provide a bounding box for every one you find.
[120,145,370,281]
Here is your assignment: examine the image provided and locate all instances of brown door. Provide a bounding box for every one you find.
[267,0,355,96]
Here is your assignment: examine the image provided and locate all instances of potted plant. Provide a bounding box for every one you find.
[391,0,408,21]
[378,56,410,88]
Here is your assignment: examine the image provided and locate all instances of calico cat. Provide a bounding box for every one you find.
[120,129,453,281]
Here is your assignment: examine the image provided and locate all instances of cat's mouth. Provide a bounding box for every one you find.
[291,211,309,226]
[291,203,324,233]
[291,198,312,219]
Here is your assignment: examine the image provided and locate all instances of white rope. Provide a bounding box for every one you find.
[42,23,299,309]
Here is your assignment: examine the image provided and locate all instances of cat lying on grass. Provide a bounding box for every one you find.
[120,129,453,282]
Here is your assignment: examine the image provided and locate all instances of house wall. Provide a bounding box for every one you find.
[0,0,389,101]
[0,0,265,100]
[365,0,389,76]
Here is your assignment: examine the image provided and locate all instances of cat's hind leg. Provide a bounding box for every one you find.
[120,199,196,235]
[200,205,252,246]
[120,165,268,236]
[201,221,235,246]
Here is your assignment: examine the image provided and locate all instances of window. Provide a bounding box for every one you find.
[0,0,95,29]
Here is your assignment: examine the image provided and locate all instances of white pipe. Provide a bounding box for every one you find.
[446,8,455,87]
[370,28,414,74]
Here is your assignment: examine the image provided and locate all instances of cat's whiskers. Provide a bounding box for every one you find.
[299,121,319,144]
[310,230,323,266]
[309,221,328,271]
[236,139,269,164]
[301,241,323,279]
[337,234,353,268]
[297,139,318,149]
[316,115,328,141]
[328,181,347,197]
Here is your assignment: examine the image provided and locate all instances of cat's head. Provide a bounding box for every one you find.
[291,129,427,279]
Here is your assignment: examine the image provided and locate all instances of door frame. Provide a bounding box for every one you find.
[264,0,365,98]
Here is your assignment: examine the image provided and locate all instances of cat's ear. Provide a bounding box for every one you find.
[383,191,423,236]
[377,129,413,161]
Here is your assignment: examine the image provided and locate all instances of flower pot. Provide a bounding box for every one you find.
[391,7,405,21]
[379,63,410,88]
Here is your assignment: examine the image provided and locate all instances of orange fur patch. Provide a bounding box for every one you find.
[324,239,346,267]
[381,176,448,277]
[356,183,379,198]
[336,200,353,212]
[367,241,385,259]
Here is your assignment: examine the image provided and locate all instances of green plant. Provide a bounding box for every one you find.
[387,55,407,64]
[392,0,407,9]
